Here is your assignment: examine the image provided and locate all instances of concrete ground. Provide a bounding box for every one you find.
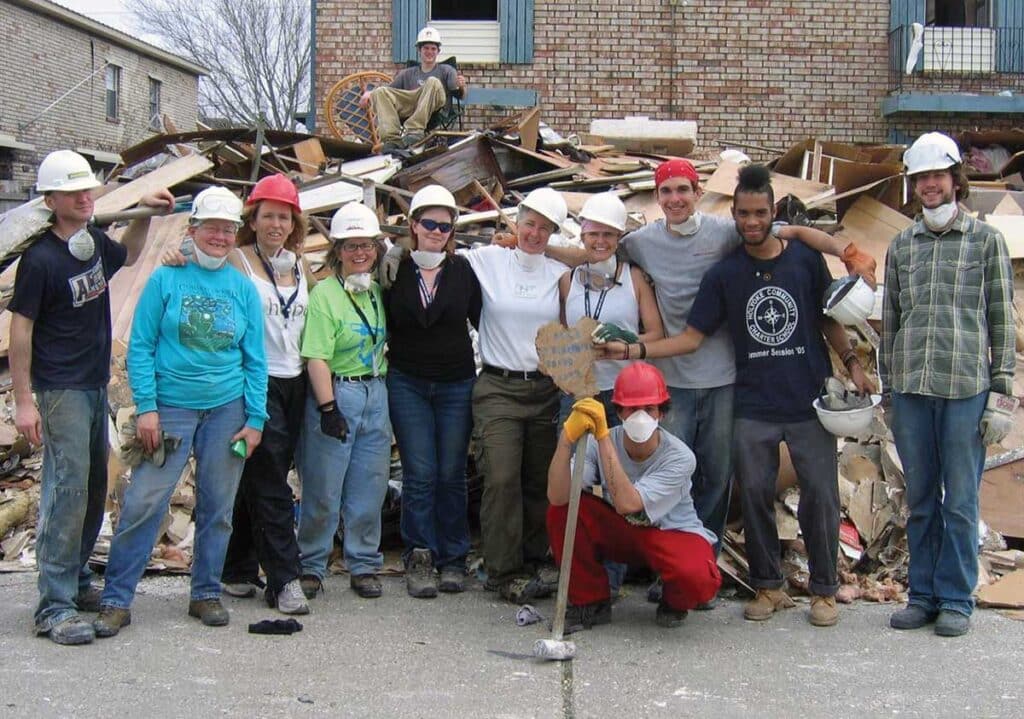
[1,571,1021,719]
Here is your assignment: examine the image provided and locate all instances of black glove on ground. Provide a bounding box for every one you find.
[248,619,304,635]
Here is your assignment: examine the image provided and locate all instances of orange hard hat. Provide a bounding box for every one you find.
[247,174,301,214]
[612,362,670,407]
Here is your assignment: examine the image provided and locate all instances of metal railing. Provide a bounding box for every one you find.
[888,25,1024,93]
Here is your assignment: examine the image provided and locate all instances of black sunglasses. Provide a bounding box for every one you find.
[418,218,454,234]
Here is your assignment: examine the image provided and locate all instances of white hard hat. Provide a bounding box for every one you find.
[409,184,458,217]
[36,150,101,193]
[190,186,243,224]
[904,132,962,176]
[330,202,381,240]
[824,276,876,326]
[814,394,881,438]
[579,192,627,233]
[416,27,442,46]
[520,187,567,230]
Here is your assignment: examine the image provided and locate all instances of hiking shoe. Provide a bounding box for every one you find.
[351,573,383,599]
[889,604,938,630]
[535,565,559,596]
[439,565,466,594]
[498,576,547,604]
[275,579,311,615]
[48,615,95,645]
[75,584,104,613]
[401,132,425,147]
[93,607,131,638]
[655,601,688,628]
[300,574,323,600]
[188,599,229,626]
[406,549,439,599]
[743,588,796,621]
[934,609,970,637]
[809,595,840,627]
[647,577,663,604]
[559,600,612,635]
[222,581,257,598]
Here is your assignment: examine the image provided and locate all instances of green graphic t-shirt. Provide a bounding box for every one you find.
[301,278,387,377]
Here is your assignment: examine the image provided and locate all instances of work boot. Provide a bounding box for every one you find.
[93,607,131,638]
[694,594,719,611]
[560,600,612,635]
[743,588,796,621]
[534,565,559,597]
[439,565,466,594]
[48,615,95,645]
[401,131,425,148]
[406,549,438,599]
[299,574,323,600]
[655,601,688,628]
[188,599,230,627]
[222,581,257,599]
[809,595,840,627]
[889,604,938,630]
[75,584,104,613]
[498,576,546,604]
[647,577,663,604]
[934,609,970,637]
[275,579,311,616]
[350,573,383,599]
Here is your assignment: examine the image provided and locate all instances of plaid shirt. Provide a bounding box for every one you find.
[880,211,1014,398]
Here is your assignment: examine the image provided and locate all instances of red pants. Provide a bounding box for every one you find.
[547,493,721,610]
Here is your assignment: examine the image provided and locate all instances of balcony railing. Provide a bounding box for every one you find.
[888,25,1024,93]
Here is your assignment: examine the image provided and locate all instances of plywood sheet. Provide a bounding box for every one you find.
[94,154,214,215]
[706,160,834,205]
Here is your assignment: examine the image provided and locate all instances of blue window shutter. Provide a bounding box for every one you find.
[392,0,428,64]
[500,0,534,64]
[890,1,926,72]
[996,0,1024,72]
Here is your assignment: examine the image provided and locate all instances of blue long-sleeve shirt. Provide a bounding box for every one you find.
[127,263,268,430]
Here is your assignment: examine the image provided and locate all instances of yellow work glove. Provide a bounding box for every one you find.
[571,398,610,440]
[563,407,596,443]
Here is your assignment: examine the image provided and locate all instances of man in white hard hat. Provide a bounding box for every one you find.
[9,150,173,644]
[883,132,1014,638]
[360,26,467,151]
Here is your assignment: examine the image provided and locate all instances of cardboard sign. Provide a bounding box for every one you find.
[535,318,599,399]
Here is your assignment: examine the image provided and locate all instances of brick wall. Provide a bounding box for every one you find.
[0,2,199,199]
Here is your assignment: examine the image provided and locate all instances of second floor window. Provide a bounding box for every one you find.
[105,64,121,121]
[149,78,162,130]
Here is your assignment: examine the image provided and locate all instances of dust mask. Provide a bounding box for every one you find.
[669,213,702,236]
[194,245,227,270]
[622,410,659,443]
[269,248,297,276]
[67,228,95,261]
[922,201,958,231]
[513,247,544,271]
[411,250,445,270]
[344,272,372,293]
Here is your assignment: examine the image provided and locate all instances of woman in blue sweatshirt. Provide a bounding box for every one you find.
[93,187,268,637]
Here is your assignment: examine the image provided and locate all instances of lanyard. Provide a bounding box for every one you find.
[415,265,443,307]
[339,277,380,346]
[253,243,301,319]
[578,267,611,321]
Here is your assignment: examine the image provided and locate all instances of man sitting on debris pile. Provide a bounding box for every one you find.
[10,150,173,645]
[360,26,466,153]
[547,362,720,633]
[883,132,1014,638]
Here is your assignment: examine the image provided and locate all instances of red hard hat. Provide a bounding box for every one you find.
[612,361,670,407]
[247,174,301,213]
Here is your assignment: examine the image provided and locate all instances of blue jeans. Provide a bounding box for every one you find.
[101,399,247,608]
[659,385,734,554]
[298,377,390,578]
[34,388,108,632]
[388,368,473,569]
[891,391,987,617]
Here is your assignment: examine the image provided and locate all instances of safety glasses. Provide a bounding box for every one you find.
[417,218,454,234]
[576,264,619,291]
[341,241,376,253]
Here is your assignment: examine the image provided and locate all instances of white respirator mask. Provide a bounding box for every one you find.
[411,250,446,270]
[344,272,372,293]
[922,201,958,231]
[513,247,544,271]
[669,213,702,236]
[66,228,95,261]
[622,410,659,443]
[269,248,297,276]
[194,245,227,270]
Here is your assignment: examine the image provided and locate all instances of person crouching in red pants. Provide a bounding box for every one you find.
[546,361,721,633]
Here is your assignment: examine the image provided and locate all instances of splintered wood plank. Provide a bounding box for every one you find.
[94,154,214,215]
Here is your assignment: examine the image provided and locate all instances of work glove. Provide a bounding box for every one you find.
[980,391,1018,445]
[571,398,610,440]
[562,408,596,443]
[318,400,349,442]
[378,244,408,290]
[591,322,638,345]
[841,242,877,289]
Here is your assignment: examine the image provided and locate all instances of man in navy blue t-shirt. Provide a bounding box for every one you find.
[8,150,172,645]
[600,164,874,628]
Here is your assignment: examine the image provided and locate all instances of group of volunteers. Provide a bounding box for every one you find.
[14,123,1012,646]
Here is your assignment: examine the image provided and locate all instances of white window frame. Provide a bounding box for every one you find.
[105,64,121,121]
[428,1,500,64]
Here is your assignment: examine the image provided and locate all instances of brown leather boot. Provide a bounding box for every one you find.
[743,588,796,621]
[809,595,840,627]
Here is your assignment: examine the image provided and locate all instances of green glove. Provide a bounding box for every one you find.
[591,322,638,345]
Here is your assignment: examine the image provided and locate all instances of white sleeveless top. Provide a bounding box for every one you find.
[564,262,639,391]
[237,249,308,379]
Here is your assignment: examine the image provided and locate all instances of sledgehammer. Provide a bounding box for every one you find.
[534,434,588,661]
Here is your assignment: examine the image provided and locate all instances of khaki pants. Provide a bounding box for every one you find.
[370,77,447,142]
[472,372,559,585]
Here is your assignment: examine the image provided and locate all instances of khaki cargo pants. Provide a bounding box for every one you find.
[370,77,447,143]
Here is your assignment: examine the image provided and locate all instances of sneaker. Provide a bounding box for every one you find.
[647,577,663,604]
[743,588,796,621]
[809,595,840,627]
[299,574,323,600]
[222,581,257,598]
[439,565,466,594]
[188,599,230,627]
[934,609,970,637]
[560,600,612,635]
[498,576,547,604]
[48,615,95,645]
[655,601,688,628]
[405,549,438,598]
[75,585,104,613]
[889,604,939,630]
[275,579,311,615]
[350,573,383,599]
[93,607,131,638]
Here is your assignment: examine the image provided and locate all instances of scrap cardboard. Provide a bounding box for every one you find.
[535,318,599,399]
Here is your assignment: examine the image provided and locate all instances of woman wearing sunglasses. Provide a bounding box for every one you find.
[383,185,482,599]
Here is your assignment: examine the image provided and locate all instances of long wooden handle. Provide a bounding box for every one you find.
[551,436,588,641]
